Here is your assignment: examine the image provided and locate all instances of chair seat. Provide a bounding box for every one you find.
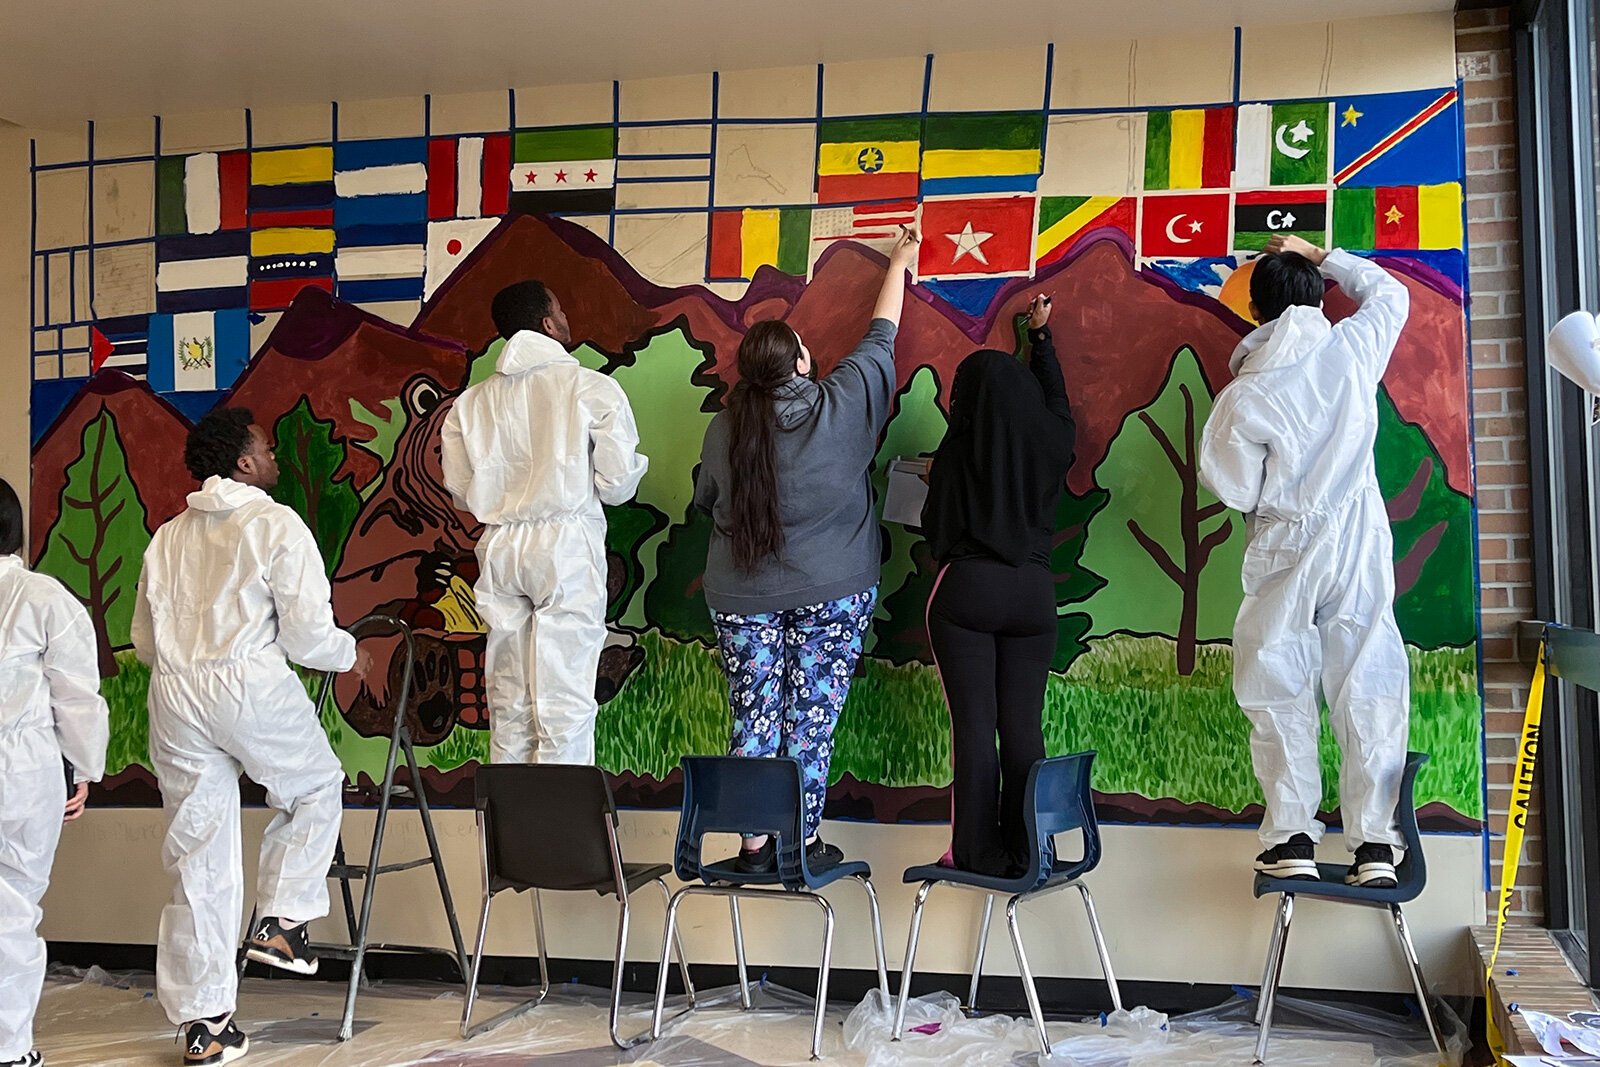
[696,856,871,890]
[1253,862,1421,905]
[903,856,1094,896]
[492,862,671,898]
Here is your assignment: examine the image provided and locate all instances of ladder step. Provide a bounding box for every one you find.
[306,942,460,959]
[328,858,433,880]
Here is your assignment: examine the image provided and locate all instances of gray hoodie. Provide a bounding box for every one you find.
[694,319,898,615]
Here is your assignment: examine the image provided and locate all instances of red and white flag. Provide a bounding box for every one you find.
[427,135,511,221]
[1139,192,1231,258]
[918,196,1036,279]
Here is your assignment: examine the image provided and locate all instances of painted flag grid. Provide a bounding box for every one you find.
[37,83,1466,387]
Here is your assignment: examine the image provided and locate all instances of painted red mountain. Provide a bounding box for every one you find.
[409,213,1471,496]
[230,289,472,487]
[29,373,194,555]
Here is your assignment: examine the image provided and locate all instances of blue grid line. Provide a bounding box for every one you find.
[1233,27,1243,107]
[86,120,94,324]
[701,70,720,281]
[609,80,620,245]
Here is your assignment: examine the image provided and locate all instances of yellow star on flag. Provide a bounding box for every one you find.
[1384,204,1405,225]
[1342,104,1363,127]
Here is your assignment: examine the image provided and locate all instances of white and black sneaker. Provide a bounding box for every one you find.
[180,1015,248,1065]
[2,1051,43,1066]
[1345,843,1398,888]
[245,916,318,976]
[1254,833,1320,880]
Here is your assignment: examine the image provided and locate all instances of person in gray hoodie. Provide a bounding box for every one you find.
[693,223,920,874]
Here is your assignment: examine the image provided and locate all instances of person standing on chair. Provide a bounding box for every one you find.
[921,295,1076,878]
[1199,234,1410,890]
[0,478,109,1067]
[694,224,921,875]
[441,281,648,766]
[133,408,370,1065]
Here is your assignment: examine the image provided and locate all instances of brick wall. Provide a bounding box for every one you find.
[1457,7,1542,923]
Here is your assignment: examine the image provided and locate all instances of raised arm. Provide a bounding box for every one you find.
[870,223,922,326]
[1266,234,1409,380]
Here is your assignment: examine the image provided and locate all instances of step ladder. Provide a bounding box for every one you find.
[238,615,471,1041]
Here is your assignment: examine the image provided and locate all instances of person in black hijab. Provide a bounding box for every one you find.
[921,294,1075,877]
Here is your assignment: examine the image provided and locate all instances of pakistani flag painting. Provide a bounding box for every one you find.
[1234,102,1332,187]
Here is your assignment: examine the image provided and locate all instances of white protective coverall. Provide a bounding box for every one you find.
[441,329,647,766]
[132,476,355,1025]
[0,555,108,1060]
[1199,250,1411,852]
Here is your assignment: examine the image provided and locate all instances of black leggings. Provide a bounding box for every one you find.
[927,557,1056,876]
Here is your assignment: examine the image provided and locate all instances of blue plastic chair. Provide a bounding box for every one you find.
[1251,751,1445,1064]
[892,753,1122,1057]
[649,756,890,1060]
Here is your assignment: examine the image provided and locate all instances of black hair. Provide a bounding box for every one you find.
[1250,252,1324,323]
[491,281,555,339]
[185,407,256,482]
[725,320,801,571]
[0,478,21,555]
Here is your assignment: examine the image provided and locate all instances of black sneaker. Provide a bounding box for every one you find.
[245,916,318,976]
[733,839,776,875]
[1346,843,1398,888]
[1254,834,1320,880]
[806,836,845,872]
[1,1051,43,1066]
[180,1015,248,1065]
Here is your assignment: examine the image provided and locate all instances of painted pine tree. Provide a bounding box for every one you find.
[271,398,361,575]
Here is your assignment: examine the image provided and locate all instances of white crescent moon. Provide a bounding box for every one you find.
[1275,123,1310,160]
[1164,214,1193,244]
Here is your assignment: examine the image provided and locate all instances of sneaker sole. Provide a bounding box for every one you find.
[187,1036,249,1066]
[244,948,319,976]
[1345,866,1398,888]
[1255,859,1320,880]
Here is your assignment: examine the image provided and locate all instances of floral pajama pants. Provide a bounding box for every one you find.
[711,587,877,839]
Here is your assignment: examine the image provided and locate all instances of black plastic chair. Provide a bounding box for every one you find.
[649,756,890,1060]
[892,752,1121,1057]
[1251,751,1445,1064]
[459,764,696,1048]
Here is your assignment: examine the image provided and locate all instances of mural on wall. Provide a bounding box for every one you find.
[26,49,1481,829]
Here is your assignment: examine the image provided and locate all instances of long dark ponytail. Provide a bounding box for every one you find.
[727,320,801,571]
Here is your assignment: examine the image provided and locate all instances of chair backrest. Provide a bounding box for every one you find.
[1392,751,1430,901]
[675,756,809,887]
[475,764,620,893]
[1020,752,1101,887]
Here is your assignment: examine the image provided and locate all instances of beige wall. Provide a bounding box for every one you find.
[1,127,31,532]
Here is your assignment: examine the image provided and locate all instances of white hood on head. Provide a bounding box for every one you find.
[186,475,268,513]
[1229,304,1332,376]
[497,330,575,376]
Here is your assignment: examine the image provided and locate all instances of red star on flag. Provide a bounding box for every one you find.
[584,168,598,183]
[555,170,568,183]
[525,171,537,184]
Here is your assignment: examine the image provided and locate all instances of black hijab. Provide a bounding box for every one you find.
[923,349,1074,567]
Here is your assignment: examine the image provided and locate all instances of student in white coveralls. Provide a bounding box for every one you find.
[1199,234,1411,890]
[0,478,109,1067]
[441,281,648,766]
[133,408,370,1065]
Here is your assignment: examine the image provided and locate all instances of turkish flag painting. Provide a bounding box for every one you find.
[918,195,1037,278]
[1139,192,1231,257]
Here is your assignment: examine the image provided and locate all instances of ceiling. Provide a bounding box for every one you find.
[1,0,1454,129]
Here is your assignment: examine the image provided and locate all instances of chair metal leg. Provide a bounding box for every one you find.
[1254,895,1288,1026]
[810,895,837,1061]
[853,875,890,1001]
[892,881,934,1041]
[458,891,494,1038]
[654,878,696,1007]
[339,732,401,1043]
[1390,905,1447,1060]
[1005,894,1052,1056]
[531,889,551,996]
[608,896,640,1049]
[651,889,689,1040]
[729,896,753,1010]
[1253,893,1295,1065]
[966,894,994,1014]
[1076,883,1123,1013]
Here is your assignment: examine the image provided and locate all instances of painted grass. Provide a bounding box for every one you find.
[95,633,1485,821]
